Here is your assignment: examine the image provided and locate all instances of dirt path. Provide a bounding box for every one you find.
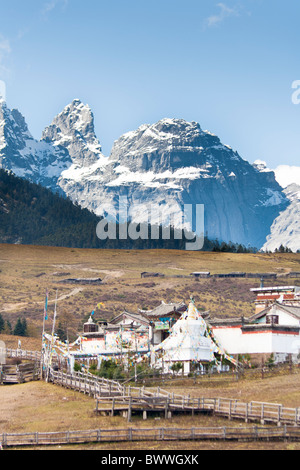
[0,288,84,313]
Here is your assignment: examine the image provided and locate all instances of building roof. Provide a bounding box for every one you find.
[249,302,300,322]
[190,272,210,275]
[139,301,186,318]
[250,286,300,294]
[209,317,250,327]
[109,310,150,327]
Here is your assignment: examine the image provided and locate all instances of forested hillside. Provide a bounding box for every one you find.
[0,169,256,251]
[0,169,102,248]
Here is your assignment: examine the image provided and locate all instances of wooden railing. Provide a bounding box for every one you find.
[43,367,300,427]
[47,368,125,398]
[0,363,40,384]
[1,425,300,448]
[95,391,300,427]
[4,348,41,362]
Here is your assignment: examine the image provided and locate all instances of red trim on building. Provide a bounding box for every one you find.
[241,330,298,336]
[212,325,242,330]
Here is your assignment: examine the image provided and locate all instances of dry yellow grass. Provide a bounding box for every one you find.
[0,243,299,341]
[1,245,300,450]
[1,372,300,450]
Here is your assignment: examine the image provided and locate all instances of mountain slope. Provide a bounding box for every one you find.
[59,118,288,249]
[0,98,71,192]
[0,168,101,247]
[0,168,204,250]
[262,183,300,252]
[0,99,292,249]
[42,99,105,167]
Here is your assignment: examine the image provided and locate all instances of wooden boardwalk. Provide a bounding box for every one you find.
[46,366,300,427]
[95,393,300,427]
[0,349,41,384]
[2,425,300,448]
[47,368,125,398]
[0,363,40,384]
[2,350,300,447]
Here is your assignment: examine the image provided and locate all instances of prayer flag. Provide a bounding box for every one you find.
[44,290,48,320]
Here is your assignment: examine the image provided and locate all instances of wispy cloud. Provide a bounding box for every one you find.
[0,35,11,79]
[41,0,69,17]
[205,3,240,28]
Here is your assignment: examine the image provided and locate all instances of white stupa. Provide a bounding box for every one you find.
[155,300,218,374]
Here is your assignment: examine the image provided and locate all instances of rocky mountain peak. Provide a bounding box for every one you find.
[1,99,296,250]
[0,101,33,152]
[42,99,103,167]
[110,117,244,175]
[0,100,72,190]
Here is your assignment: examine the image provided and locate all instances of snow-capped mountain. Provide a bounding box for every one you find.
[0,98,292,249]
[42,99,104,167]
[262,183,300,252]
[0,97,71,191]
[58,116,288,249]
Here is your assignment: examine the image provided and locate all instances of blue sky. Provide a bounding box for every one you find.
[0,0,300,170]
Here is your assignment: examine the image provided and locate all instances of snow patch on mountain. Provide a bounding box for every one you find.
[0,100,72,191]
[262,183,300,252]
[42,99,104,168]
[57,117,288,248]
[0,98,295,250]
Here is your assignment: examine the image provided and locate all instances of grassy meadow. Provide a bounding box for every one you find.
[1,244,300,450]
[0,243,299,341]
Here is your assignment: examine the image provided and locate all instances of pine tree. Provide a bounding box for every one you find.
[5,320,12,335]
[0,313,4,333]
[13,317,27,336]
[21,318,28,337]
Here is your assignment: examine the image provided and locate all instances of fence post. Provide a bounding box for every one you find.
[245,402,248,423]
[128,396,132,423]
[278,405,282,427]
[295,408,299,426]
[284,424,287,441]
[111,398,115,417]
[261,403,265,425]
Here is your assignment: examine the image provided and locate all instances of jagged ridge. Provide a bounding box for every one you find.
[0,98,293,249]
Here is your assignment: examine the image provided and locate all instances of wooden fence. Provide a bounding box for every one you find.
[45,367,300,427]
[2,351,300,447]
[47,368,125,398]
[0,362,40,384]
[1,425,300,448]
[95,390,300,427]
[4,348,41,362]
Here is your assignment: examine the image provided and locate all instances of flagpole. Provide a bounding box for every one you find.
[41,289,48,379]
[46,289,58,382]
[42,289,48,342]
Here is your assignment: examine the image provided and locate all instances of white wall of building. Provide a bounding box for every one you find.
[212,326,243,355]
[212,326,300,357]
